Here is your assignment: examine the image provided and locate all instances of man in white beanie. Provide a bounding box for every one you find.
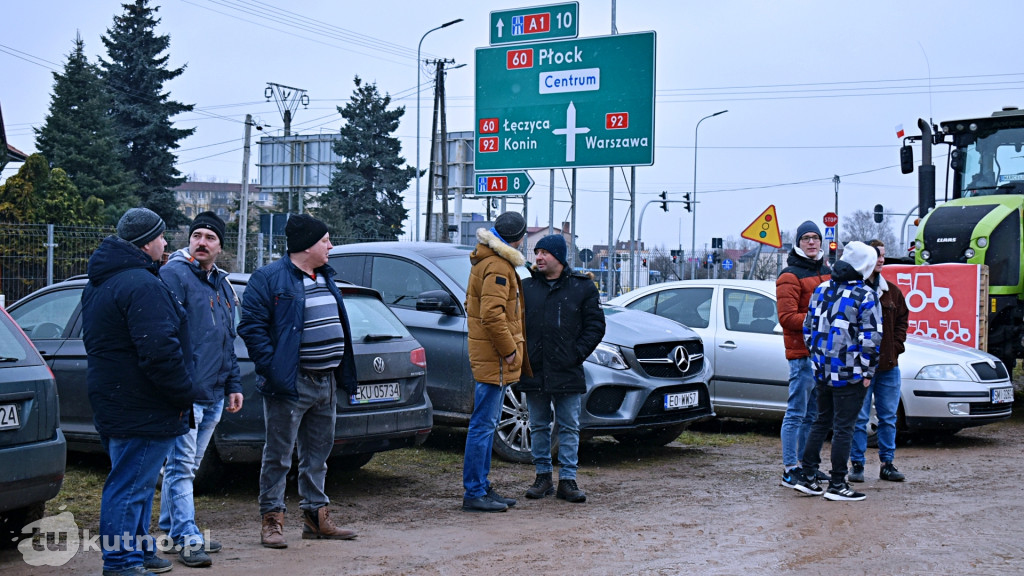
[793,241,882,502]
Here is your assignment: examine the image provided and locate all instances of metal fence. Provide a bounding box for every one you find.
[0,222,395,305]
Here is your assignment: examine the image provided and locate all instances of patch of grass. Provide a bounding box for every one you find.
[48,454,108,530]
[675,429,760,447]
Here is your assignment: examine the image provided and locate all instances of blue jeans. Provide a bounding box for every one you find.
[100,435,177,572]
[802,382,869,484]
[463,382,504,499]
[851,367,901,464]
[258,372,336,515]
[159,398,223,546]
[780,357,819,468]
[526,392,582,480]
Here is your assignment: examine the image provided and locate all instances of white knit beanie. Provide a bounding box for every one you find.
[841,241,877,280]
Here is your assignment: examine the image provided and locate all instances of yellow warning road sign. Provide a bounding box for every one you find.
[741,205,782,248]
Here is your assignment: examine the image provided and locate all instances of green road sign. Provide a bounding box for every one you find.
[475,31,656,171]
[489,2,579,46]
[473,171,535,196]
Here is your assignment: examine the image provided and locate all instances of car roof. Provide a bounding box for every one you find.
[609,278,777,304]
[329,241,474,259]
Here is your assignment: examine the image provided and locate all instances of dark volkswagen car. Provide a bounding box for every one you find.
[329,241,714,463]
[7,273,431,488]
[0,306,65,545]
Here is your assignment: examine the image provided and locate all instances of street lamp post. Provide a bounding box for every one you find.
[416,18,463,242]
[691,109,728,278]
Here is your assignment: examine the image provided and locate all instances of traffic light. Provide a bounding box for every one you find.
[874,204,884,224]
[672,255,677,263]
[683,192,692,212]
[642,258,648,267]
[828,241,838,264]
[659,191,668,212]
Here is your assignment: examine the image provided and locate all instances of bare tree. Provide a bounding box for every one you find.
[841,209,897,247]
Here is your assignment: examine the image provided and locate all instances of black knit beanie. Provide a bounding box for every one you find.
[189,211,226,245]
[494,211,527,243]
[286,213,329,253]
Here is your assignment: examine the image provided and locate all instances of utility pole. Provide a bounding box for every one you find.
[265,82,309,213]
[833,174,841,248]
[437,59,451,243]
[237,114,253,272]
[425,65,441,241]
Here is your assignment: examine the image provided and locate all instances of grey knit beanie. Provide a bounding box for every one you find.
[117,208,166,247]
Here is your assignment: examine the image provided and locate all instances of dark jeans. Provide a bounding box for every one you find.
[801,381,868,485]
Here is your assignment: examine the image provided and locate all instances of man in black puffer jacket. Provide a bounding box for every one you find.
[519,234,605,503]
[82,207,196,576]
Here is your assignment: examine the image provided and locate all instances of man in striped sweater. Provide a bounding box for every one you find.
[239,214,359,548]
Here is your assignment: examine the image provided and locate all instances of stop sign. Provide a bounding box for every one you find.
[823,212,838,227]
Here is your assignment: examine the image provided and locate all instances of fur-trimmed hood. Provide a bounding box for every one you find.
[473,227,526,267]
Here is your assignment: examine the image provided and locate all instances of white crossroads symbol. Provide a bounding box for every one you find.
[552,101,590,162]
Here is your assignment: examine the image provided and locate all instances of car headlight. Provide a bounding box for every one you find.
[915,364,972,381]
[586,342,629,370]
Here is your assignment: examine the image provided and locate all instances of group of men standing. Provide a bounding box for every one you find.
[777,220,909,502]
[85,208,357,576]
[83,206,602,575]
[461,211,605,512]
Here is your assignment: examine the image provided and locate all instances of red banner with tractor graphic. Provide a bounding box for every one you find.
[881,264,983,349]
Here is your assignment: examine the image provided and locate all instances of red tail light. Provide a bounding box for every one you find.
[410,347,427,369]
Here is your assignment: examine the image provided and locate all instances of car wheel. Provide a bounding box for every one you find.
[491,386,533,464]
[0,501,45,549]
[329,452,375,471]
[613,423,688,447]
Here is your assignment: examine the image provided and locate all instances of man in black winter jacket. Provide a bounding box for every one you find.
[519,234,605,503]
[82,207,196,576]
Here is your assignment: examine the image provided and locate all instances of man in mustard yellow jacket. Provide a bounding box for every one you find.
[462,211,531,512]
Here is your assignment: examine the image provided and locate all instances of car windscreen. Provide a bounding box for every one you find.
[0,312,43,367]
[434,254,530,290]
[343,293,414,342]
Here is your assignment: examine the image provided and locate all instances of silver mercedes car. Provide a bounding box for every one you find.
[608,279,1014,438]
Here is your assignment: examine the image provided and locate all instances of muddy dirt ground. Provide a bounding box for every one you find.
[4,405,1024,576]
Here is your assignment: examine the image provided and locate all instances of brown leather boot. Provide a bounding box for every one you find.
[302,506,357,540]
[260,510,287,548]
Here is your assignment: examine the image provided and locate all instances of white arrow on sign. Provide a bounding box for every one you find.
[551,101,590,162]
[496,19,503,38]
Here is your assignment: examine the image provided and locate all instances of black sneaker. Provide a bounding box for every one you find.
[814,469,830,483]
[848,462,865,483]
[780,468,799,489]
[462,495,507,512]
[179,543,213,567]
[143,555,173,574]
[823,482,866,501]
[792,468,824,496]
[880,461,906,482]
[485,487,517,508]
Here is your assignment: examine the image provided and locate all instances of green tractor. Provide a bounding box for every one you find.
[901,108,1024,370]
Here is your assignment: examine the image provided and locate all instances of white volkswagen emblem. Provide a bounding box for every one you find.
[671,346,690,373]
[373,357,386,374]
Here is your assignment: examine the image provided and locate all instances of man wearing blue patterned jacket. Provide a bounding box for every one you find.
[795,241,882,502]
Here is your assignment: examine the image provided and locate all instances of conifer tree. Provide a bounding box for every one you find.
[35,33,133,224]
[100,0,194,226]
[319,77,414,240]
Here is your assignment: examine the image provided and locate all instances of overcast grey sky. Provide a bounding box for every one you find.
[3,0,1022,251]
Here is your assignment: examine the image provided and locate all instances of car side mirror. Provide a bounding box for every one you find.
[416,290,459,315]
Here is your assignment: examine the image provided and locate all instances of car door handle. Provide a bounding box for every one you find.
[719,341,737,349]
